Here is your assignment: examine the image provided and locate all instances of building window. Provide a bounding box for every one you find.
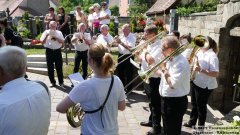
[128,0,131,5]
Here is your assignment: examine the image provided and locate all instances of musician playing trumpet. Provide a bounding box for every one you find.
[137,25,162,135]
[96,24,114,52]
[115,24,136,92]
[71,23,91,79]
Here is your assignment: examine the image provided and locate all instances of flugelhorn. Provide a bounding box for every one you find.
[138,43,190,83]
[189,35,210,80]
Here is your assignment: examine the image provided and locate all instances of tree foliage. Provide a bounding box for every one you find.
[109,5,119,16]
[128,0,148,16]
[58,0,105,14]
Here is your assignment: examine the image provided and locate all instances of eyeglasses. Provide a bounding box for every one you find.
[101,5,106,7]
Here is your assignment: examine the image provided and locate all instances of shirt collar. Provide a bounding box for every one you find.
[2,77,27,92]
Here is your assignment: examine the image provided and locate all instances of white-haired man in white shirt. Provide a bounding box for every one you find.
[40,21,65,87]
[96,24,113,52]
[0,46,51,135]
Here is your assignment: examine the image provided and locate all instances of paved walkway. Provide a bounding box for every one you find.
[27,72,219,135]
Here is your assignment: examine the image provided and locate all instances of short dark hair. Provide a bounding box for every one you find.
[170,30,180,39]
[49,7,54,12]
[0,18,8,28]
[144,25,158,35]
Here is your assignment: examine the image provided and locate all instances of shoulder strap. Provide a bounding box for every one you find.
[85,75,114,113]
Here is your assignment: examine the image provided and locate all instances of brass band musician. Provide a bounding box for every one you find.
[96,24,113,52]
[136,25,162,135]
[116,24,136,92]
[183,36,219,128]
[71,23,91,79]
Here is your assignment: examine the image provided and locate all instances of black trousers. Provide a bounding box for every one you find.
[46,48,63,85]
[144,77,161,130]
[117,54,134,91]
[73,50,88,79]
[162,95,188,135]
[189,82,213,126]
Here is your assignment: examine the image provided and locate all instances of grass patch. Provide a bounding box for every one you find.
[25,48,120,78]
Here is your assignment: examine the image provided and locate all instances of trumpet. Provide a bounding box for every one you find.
[116,31,164,67]
[189,35,210,80]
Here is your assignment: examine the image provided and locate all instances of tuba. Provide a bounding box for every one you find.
[189,35,210,80]
[66,103,84,128]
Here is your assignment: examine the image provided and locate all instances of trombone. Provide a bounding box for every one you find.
[125,35,211,95]
[116,31,164,67]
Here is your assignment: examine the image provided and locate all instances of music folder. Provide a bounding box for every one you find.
[68,72,84,87]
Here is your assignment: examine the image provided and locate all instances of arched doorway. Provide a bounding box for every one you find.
[217,14,240,113]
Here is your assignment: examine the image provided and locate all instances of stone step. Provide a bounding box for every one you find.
[27,55,46,62]
[27,55,74,63]
[27,61,47,68]
[27,67,48,75]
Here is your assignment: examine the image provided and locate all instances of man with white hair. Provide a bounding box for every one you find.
[0,46,51,135]
[71,23,91,79]
[96,24,113,52]
[40,21,64,87]
[115,24,136,92]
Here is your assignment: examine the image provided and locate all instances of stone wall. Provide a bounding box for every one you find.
[178,0,240,112]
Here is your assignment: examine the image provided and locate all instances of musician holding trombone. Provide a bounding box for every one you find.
[116,24,136,92]
[159,36,190,135]
[136,25,162,135]
[71,23,91,79]
[57,44,126,135]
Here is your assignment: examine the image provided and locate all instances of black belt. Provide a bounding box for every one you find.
[162,95,187,99]
[46,48,61,51]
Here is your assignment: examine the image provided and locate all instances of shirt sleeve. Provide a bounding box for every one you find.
[209,54,219,72]
[68,83,89,104]
[117,77,126,101]
[40,30,47,42]
[58,31,65,40]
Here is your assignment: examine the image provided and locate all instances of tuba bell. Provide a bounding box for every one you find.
[189,35,210,80]
[66,103,84,128]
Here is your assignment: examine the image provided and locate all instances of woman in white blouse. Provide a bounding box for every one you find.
[183,36,219,127]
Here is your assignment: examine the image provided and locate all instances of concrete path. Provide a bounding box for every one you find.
[27,72,219,135]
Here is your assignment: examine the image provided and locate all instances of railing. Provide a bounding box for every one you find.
[64,34,74,65]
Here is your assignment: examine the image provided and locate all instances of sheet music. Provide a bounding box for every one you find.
[130,58,140,69]
[68,72,84,87]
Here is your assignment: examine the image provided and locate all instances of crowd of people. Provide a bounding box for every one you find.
[0,1,219,135]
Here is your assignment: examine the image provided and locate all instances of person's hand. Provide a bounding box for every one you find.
[160,62,167,71]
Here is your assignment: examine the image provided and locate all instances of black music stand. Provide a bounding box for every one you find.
[233,84,240,104]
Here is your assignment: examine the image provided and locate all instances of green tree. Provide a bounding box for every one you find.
[109,5,119,16]
[128,0,148,16]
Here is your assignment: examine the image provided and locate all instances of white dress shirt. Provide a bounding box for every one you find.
[0,78,51,135]
[96,33,114,52]
[193,49,219,89]
[40,29,64,49]
[159,54,190,97]
[140,39,162,78]
[118,33,136,54]
[72,32,91,52]
[99,9,111,25]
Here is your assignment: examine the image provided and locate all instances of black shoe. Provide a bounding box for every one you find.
[183,122,195,128]
[146,128,161,135]
[140,121,152,127]
[59,83,64,87]
[50,83,56,87]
